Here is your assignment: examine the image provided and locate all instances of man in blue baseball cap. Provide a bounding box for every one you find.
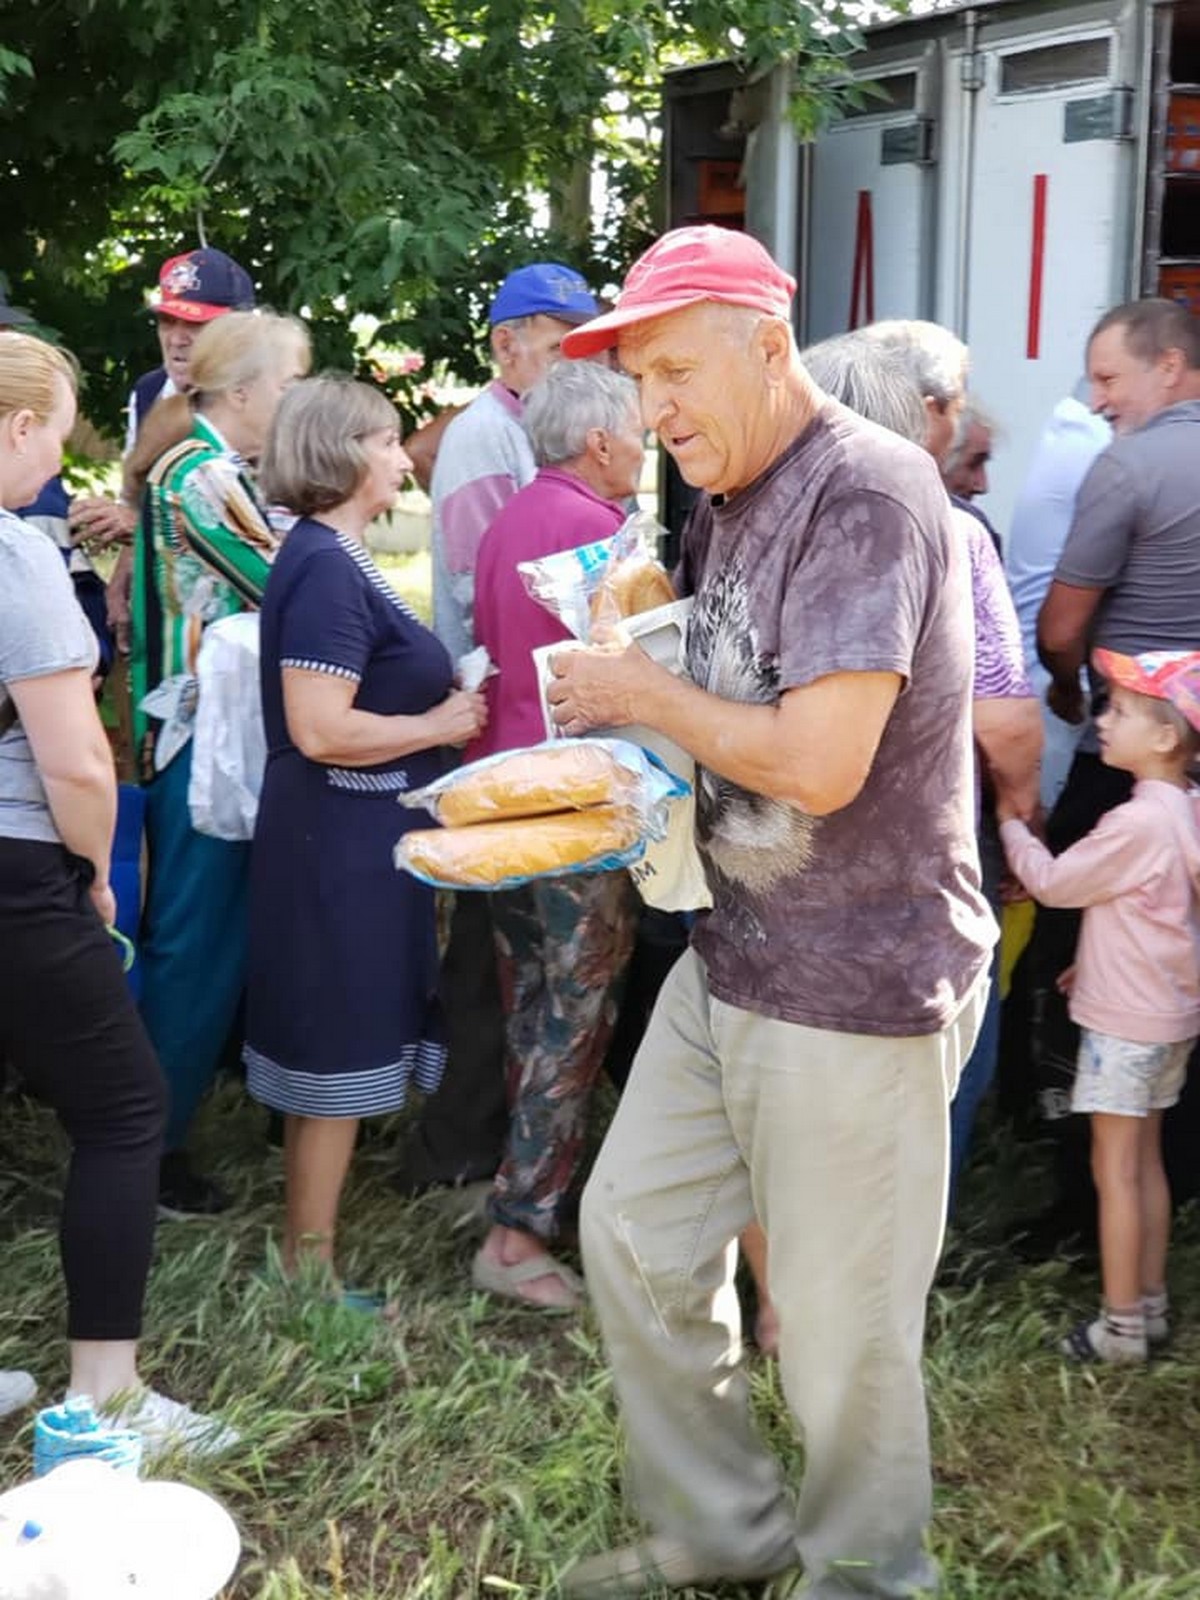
[394,261,598,1206]
[431,261,598,661]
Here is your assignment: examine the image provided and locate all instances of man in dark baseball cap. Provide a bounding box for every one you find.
[69,245,257,550]
[138,248,256,427]
[147,248,256,324]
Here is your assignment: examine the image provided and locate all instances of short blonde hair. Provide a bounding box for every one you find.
[260,374,399,515]
[0,332,77,423]
[188,310,311,406]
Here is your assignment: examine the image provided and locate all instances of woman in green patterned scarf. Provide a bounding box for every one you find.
[131,310,311,1218]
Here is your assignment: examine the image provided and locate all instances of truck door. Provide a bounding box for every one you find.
[949,23,1132,533]
[805,57,937,342]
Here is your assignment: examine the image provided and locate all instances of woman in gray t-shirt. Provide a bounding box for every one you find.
[0,331,235,1458]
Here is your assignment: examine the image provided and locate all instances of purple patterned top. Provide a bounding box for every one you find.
[955,505,1032,700]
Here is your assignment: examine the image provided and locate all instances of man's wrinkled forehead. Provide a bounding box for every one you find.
[616,300,756,371]
[1089,323,1146,370]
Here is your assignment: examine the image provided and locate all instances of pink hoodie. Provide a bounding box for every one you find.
[1000,780,1200,1045]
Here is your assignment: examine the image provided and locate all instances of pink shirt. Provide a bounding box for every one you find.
[469,467,626,761]
[1001,780,1200,1044]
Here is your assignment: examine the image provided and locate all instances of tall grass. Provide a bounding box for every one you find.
[2,1077,1198,1598]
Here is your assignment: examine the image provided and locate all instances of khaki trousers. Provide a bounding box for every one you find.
[580,949,985,1597]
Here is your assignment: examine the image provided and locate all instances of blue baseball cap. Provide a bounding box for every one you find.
[488,262,598,327]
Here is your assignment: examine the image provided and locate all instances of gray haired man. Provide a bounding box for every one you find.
[548,227,993,1599]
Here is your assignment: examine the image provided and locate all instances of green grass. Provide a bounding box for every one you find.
[10,537,1200,1592]
[2,1082,1199,1598]
[373,548,432,624]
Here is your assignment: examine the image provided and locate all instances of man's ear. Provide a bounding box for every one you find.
[758,317,792,383]
[1159,346,1187,391]
[491,325,516,368]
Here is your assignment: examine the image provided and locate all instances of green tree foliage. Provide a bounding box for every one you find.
[0,0,885,435]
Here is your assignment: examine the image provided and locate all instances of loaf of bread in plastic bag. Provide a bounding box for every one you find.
[589,554,675,626]
[397,805,640,887]
[427,741,638,827]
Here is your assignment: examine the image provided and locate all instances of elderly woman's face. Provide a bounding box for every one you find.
[618,303,774,497]
[599,402,646,502]
[237,341,310,457]
[355,425,413,519]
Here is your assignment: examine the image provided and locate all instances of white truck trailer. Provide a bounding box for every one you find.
[663,0,1200,535]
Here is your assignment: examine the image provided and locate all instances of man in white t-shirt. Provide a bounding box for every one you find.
[399,263,599,1200]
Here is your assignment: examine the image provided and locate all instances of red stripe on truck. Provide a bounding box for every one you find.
[849,189,875,330]
[1027,174,1048,360]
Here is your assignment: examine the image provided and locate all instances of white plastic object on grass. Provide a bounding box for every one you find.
[0,1458,240,1600]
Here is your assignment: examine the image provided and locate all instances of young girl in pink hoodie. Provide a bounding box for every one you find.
[999,648,1200,1363]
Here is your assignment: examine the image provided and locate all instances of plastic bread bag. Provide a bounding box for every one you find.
[588,513,675,636]
[516,533,615,643]
[393,737,689,890]
[398,737,643,827]
[516,509,671,643]
[396,806,643,889]
[187,612,266,840]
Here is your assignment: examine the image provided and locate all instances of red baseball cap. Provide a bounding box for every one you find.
[148,249,256,324]
[560,226,796,359]
[1094,647,1200,733]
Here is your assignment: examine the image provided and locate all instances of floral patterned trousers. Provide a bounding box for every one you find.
[488,870,639,1240]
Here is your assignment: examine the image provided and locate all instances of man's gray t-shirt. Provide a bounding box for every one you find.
[1055,399,1200,652]
[0,508,99,844]
[678,403,994,1038]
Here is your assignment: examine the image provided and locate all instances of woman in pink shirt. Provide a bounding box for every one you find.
[1000,648,1200,1363]
[468,359,644,1310]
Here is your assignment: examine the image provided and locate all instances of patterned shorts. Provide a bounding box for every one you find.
[1071,1029,1193,1117]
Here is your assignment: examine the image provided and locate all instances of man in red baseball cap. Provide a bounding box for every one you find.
[69,247,256,549]
[548,225,994,1599]
[136,249,256,432]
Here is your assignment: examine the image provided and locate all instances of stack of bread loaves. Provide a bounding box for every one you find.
[394,739,685,890]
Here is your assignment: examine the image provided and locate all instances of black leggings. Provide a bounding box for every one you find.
[0,838,166,1340]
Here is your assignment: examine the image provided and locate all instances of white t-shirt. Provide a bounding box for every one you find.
[123,372,179,456]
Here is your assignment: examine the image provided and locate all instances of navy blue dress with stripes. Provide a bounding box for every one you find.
[244,517,452,1117]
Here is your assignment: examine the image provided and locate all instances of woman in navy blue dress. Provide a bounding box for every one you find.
[246,375,487,1284]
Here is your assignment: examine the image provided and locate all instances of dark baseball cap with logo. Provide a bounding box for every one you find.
[148,248,256,323]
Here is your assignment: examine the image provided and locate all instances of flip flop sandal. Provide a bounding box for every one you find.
[471,1248,586,1312]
